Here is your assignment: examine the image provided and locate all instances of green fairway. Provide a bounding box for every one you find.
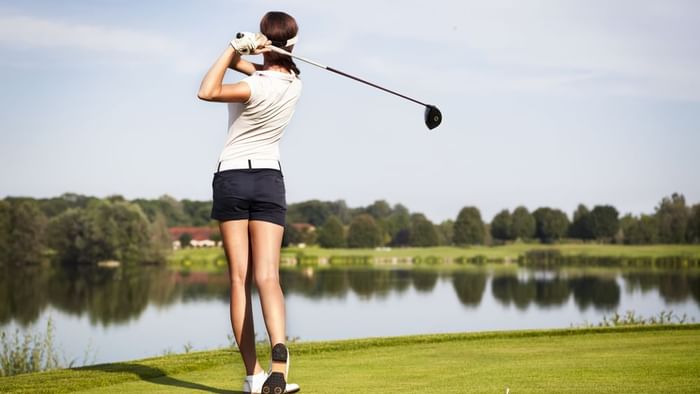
[169,243,700,270]
[3,325,699,393]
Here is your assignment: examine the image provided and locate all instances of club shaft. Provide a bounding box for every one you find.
[267,46,427,107]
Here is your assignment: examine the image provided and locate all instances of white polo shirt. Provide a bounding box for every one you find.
[218,70,302,164]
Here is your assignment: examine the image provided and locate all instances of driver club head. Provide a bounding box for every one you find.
[424,105,442,130]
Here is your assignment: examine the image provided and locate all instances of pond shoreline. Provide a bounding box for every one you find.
[169,244,700,270]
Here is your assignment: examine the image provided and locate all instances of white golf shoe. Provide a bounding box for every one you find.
[243,369,300,394]
[243,370,268,394]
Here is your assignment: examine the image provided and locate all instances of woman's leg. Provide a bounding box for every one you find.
[220,219,264,376]
[249,220,286,350]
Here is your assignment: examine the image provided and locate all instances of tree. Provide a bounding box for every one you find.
[48,200,153,264]
[326,200,352,224]
[510,206,535,240]
[655,193,689,243]
[686,204,700,243]
[533,207,569,243]
[622,214,659,244]
[178,233,192,248]
[182,199,212,226]
[408,214,438,247]
[46,208,84,263]
[146,212,172,261]
[436,220,454,246]
[318,215,346,248]
[286,200,332,227]
[365,200,392,220]
[282,223,302,246]
[453,207,485,245]
[0,200,11,264]
[569,204,594,240]
[156,195,189,226]
[490,210,512,241]
[347,214,382,248]
[387,204,411,246]
[4,200,47,264]
[589,205,619,241]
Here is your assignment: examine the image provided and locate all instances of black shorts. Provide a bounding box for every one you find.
[210,168,287,226]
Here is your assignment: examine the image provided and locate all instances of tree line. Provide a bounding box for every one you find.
[283,193,700,248]
[0,194,172,265]
[1,192,699,265]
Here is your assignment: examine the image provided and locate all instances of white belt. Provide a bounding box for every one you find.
[216,159,282,172]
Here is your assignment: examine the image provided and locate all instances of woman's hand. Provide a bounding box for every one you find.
[252,33,272,55]
[231,32,271,55]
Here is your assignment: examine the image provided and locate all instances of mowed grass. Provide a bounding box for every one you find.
[169,244,700,268]
[3,325,699,393]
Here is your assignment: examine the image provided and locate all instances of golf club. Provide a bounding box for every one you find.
[266,44,443,130]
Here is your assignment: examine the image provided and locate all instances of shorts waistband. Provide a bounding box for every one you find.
[216,159,282,173]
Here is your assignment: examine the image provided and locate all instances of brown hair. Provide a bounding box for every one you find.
[260,11,300,75]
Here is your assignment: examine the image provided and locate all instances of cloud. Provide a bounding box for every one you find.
[264,0,700,101]
[0,12,200,73]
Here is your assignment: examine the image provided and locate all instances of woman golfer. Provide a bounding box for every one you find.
[198,11,301,394]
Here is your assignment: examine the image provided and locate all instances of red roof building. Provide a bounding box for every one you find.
[168,226,212,241]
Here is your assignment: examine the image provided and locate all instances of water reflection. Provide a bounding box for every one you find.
[452,271,488,306]
[1,264,700,328]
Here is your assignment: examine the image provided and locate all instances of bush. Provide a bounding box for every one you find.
[1,317,60,376]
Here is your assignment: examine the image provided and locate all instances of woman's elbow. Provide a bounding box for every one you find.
[197,90,213,101]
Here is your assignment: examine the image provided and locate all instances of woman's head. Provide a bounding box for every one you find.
[260,11,300,75]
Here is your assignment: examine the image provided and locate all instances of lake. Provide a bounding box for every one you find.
[1,263,699,365]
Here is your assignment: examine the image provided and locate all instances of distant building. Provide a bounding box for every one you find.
[290,223,316,233]
[168,226,220,249]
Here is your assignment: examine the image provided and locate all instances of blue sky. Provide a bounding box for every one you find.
[1,0,699,223]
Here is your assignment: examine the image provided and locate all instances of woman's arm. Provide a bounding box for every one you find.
[228,54,262,76]
[197,46,251,103]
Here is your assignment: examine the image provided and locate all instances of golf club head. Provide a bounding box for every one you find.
[424,105,442,130]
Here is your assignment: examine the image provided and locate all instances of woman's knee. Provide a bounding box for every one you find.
[254,271,280,288]
[229,269,252,288]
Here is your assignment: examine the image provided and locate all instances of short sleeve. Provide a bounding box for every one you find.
[241,74,263,106]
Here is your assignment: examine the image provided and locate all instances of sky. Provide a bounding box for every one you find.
[1,0,699,223]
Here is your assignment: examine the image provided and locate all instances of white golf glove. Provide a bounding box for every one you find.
[230,32,268,55]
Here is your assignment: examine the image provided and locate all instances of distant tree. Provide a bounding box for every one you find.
[510,206,535,240]
[655,193,689,243]
[569,204,594,240]
[490,210,512,241]
[387,204,411,245]
[0,200,11,264]
[147,212,173,261]
[282,223,302,246]
[409,214,438,247]
[347,214,382,248]
[686,204,700,244]
[589,205,619,241]
[37,193,96,218]
[533,207,569,243]
[4,200,47,264]
[286,200,332,227]
[622,214,659,244]
[391,228,410,247]
[436,220,454,246]
[133,194,192,227]
[47,208,84,263]
[178,233,192,248]
[453,207,485,245]
[106,194,126,203]
[48,200,152,264]
[182,200,212,226]
[327,200,352,224]
[365,200,392,220]
[318,215,346,248]
[208,226,222,243]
